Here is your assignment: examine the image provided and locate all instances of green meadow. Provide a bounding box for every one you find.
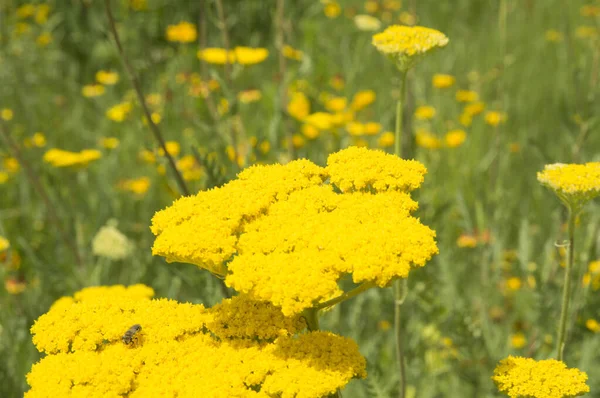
[1,0,599,397]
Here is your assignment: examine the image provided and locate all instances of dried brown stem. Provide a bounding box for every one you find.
[104,0,190,196]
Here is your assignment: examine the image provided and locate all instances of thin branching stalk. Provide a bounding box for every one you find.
[275,0,295,160]
[314,282,376,311]
[214,0,238,160]
[104,0,190,196]
[0,122,83,267]
[198,0,219,120]
[395,72,407,157]
[556,207,577,361]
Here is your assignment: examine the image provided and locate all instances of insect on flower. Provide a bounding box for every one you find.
[122,324,142,345]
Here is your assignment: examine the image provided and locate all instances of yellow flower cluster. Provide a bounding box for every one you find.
[372,25,449,71]
[198,47,269,65]
[492,356,589,398]
[166,21,197,43]
[27,287,365,397]
[43,148,102,168]
[152,147,437,315]
[537,162,600,209]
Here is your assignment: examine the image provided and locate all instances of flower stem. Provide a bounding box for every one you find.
[314,282,376,311]
[557,207,577,361]
[395,278,408,398]
[104,0,190,196]
[394,71,408,158]
[394,69,408,398]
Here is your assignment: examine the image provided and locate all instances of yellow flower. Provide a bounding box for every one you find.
[588,260,600,274]
[302,124,320,139]
[96,70,119,85]
[151,147,436,315]
[464,101,486,116]
[325,97,347,112]
[99,137,120,149]
[506,277,522,291]
[354,14,382,31]
[287,92,310,120]
[197,48,233,64]
[493,356,589,398]
[27,289,365,397]
[378,131,395,147]
[292,134,305,149]
[581,5,600,17]
[485,111,507,126]
[36,32,52,47]
[118,177,151,196]
[233,46,269,65]
[416,129,442,149]
[444,129,466,148]
[177,155,203,181]
[324,2,341,18]
[82,84,105,98]
[31,132,46,147]
[304,112,334,130]
[364,122,382,135]
[575,26,598,39]
[378,320,392,331]
[0,236,9,252]
[365,0,379,13]
[350,90,376,111]
[43,149,102,168]
[346,122,365,136]
[0,172,8,184]
[166,21,197,43]
[3,157,19,173]
[545,29,564,42]
[258,141,271,154]
[537,162,600,210]
[586,319,600,332]
[35,4,51,24]
[5,278,26,295]
[17,4,36,18]
[237,89,262,104]
[457,234,477,248]
[432,73,455,88]
[106,102,133,122]
[510,333,526,348]
[455,90,478,103]
[158,141,180,157]
[372,25,449,72]
[1,108,14,121]
[414,105,436,120]
[282,45,303,61]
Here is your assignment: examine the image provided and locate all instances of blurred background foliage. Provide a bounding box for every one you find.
[1,0,599,396]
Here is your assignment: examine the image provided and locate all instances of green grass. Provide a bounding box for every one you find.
[1,0,599,396]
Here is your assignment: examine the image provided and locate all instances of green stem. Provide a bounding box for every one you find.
[556,207,577,361]
[394,71,408,158]
[394,70,409,398]
[394,278,407,398]
[302,307,320,332]
[314,282,376,311]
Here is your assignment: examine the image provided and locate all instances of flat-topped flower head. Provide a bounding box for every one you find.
[151,147,437,315]
[493,356,589,398]
[372,25,449,72]
[537,162,600,212]
[26,287,364,397]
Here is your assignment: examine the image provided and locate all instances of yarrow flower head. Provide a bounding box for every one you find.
[26,286,365,397]
[92,220,134,260]
[151,147,438,316]
[537,162,600,212]
[372,25,449,72]
[43,148,101,168]
[493,356,590,398]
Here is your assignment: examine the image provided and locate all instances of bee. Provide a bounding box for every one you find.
[122,324,142,345]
